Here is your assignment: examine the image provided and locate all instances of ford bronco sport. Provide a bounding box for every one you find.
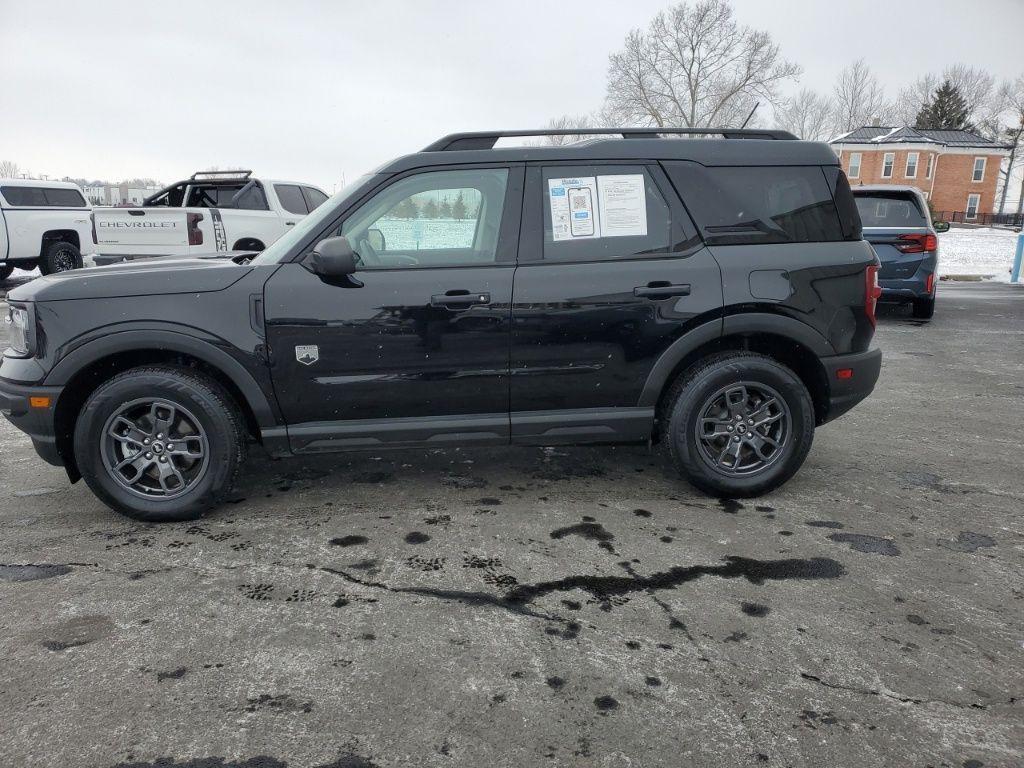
[0,128,882,521]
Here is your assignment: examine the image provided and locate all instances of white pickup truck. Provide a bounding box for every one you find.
[88,170,328,264]
[0,178,93,278]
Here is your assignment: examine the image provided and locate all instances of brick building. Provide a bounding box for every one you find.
[830,126,1011,220]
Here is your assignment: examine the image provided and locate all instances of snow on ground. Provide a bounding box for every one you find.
[938,227,1021,282]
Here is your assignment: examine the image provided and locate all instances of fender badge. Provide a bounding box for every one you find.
[295,345,319,366]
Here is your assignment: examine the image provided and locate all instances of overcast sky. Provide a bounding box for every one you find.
[2,0,1021,191]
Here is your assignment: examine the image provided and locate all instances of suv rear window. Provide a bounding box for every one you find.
[664,164,847,245]
[854,191,928,228]
[1,186,87,207]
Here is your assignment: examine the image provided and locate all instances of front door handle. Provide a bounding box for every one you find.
[634,282,691,298]
[430,290,490,307]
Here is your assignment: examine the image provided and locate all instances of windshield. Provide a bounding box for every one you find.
[854,192,928,228]
[250,174,377,265]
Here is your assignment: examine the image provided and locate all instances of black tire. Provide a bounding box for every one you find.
[912,296,935,320]
[0,265,13,281]
[73,366,246,521]
[664,352,815,498]
[40,240,82,275]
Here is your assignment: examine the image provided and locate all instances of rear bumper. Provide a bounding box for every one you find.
[0,377,65,466]
[879,254,936,302]
[821,347,882,423]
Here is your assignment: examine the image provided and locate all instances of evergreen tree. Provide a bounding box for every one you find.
[452,191,467,220]
[391,197,419,219]
[915,81,973,131]
[439,199,453,218]
[422,199,440,219]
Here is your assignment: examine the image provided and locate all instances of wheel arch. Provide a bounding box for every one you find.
[232,237,266,252]
[41,229,81,252]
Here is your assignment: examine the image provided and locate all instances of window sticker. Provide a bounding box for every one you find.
[597,174,647,237]
[549,177,600,241]
[548,174,647,241]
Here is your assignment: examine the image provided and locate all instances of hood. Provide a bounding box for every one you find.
[7,257,252,303]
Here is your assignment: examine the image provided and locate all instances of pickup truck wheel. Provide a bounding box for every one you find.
[0,265,13,281]
[665,352,814,498]
[73,366,246,522]
[40,241,82,275]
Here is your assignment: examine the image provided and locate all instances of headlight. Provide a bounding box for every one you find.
[5,304,32,357]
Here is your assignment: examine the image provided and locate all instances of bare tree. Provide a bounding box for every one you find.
[539,114,596,146]
[832,59,894,133]
[603,0,800,129]
[774,89,834,140]
[996,75,1024,214]
[0,160,19,178]
[895,64,1000,135]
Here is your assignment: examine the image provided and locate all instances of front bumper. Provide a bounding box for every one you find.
[821,347,882,423]
[0,377,65,466]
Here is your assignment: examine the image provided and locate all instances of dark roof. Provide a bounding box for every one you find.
[378,137,840,174]
[831,126,1011,150]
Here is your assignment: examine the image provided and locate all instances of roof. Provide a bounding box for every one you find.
[831,126,1012,150]
[377,137,840,175]
[0,178,85,189]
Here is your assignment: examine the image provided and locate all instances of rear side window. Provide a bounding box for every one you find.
[1,186,87,207]
[275,184,308,215]
[664,164,846,245]
[853,192,928,228]
[540,165,672,262]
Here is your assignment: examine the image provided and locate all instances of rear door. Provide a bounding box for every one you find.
[509,162,722,444]
[854,190,932,281]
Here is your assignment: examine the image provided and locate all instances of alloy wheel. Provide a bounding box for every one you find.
[693,382,790,476]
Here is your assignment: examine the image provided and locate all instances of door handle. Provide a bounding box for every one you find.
[634,282,691,298]
[285,221,296,226]
[430,290,490,307]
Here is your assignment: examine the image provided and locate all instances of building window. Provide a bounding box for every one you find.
[972,157,986,182]
[965,193,981,220]
[882,153,895,179]
[905,152,918,179]
[926,154,934,179]
[848,152,862,179]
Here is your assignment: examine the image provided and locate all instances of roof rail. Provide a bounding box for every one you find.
[190,169,253,181]
[423,128,798,152]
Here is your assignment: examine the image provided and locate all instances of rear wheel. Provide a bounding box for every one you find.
[40,241,82,275]
[665,352,815,498]
[912,296,935,319]
[73,366,245,521]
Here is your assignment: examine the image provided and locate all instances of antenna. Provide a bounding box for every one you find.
[740,102,760,129]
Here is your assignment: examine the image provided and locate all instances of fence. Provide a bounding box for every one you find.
[934,210,1024,227]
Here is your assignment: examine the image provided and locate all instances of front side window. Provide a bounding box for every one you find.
[302,186,328,211]
[905,152,918,179]
[275,184,307,215]
[882,153,895,178]
[848,152,862,179]
[0,186,86,207]
[966,193,981,219]
[972,157,986,182]
[665,163,846,245]
[340,168,509,269]
[539,165,671,262]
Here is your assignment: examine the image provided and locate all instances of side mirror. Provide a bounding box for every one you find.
[933,220,950,233]
[310,236,357,278]
[367,228,386,252]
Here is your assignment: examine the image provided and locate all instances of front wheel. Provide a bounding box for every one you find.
[74,366,246,521]
[40,241,82,275]
[665,352,815,498]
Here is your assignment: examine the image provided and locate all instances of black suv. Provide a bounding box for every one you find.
[0,128,882,521]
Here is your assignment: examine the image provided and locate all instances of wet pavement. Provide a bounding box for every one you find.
[1,282,1022,767]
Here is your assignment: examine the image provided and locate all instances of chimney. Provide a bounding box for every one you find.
[871,117,881,127]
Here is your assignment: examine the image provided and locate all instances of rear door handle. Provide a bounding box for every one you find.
[634,282,691,298]
[430,290,490,307]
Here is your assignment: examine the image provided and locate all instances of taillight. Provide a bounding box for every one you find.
[90,212,97,244]
[865,264,882,327]
[894,233,937,254]
[186,212,204,246]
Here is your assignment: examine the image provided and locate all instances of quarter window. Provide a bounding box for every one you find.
[965,193,981,220]
[882,153,895,178]
[972,157,986,182]
[848,152,862,179]
[339,168,509,268]
[0,186,87,207]
[905,152,918,179]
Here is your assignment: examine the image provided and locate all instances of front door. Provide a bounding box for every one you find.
[264,165,523,453]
